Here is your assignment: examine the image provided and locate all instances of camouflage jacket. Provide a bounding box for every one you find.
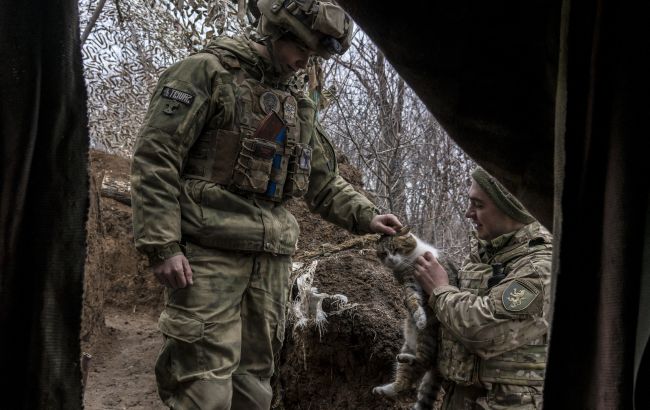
[131,36,378,265]
[430,221,552,385]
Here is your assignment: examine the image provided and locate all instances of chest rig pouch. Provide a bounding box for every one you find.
[437,262,492,385]
[182,51,316,202]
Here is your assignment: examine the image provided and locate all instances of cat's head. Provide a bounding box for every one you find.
[376,226,418,269]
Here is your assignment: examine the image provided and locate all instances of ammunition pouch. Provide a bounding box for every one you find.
[233,138,276,193]
[183,127,313,202]
[438,327,478,386]
[284,143,312,197]
[437,263,491,385]
[478,343,547,386]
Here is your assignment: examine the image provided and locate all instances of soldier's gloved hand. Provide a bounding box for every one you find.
[414,251,449,296]
[152,254,194,289]
[369,213,403,235]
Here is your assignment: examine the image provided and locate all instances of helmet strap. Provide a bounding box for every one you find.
[264,37,283,76]
[307,58,323,110]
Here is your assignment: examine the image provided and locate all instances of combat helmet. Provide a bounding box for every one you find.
[256,0,354,59]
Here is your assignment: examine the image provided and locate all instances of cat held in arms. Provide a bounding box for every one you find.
[373,227,458,410]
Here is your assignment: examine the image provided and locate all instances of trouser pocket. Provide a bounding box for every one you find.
[156,309,206,397]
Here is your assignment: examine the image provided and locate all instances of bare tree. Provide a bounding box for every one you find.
[319,32,474,259]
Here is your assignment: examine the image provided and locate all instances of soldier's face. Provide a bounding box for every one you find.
[465,181,516,241]
[272,37,312,74]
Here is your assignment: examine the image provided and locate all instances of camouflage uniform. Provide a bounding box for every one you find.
[131,36,377,409]
[430,221,552,409]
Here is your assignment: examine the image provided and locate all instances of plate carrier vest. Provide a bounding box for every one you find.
[437,238,550,388]
[182,47,316,203]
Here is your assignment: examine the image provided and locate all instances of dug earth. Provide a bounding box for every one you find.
[81,149,417,409]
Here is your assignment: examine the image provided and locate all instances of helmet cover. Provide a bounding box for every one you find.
[257,0,354,58]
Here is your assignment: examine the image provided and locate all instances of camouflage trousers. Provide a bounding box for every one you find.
[155,241,291,409]
[440,382,543,410]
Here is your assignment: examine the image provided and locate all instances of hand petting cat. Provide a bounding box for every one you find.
[369,213,403,235]
[414,252,450,296]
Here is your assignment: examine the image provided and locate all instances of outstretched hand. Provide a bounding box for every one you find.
[414,251,449,296]
[369,214,403,235]
[152,254,194,289]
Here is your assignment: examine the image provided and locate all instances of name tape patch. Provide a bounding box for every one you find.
[161,86,195,106]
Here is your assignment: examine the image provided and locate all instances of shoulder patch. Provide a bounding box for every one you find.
[161,86,195,106]
[260,91,281,114]
[502,280,539,312]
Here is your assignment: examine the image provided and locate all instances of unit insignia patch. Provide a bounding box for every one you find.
[260,91,281,114]
[502,280,539,312]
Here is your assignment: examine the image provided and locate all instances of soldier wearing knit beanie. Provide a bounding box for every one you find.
[470,167,535,224]
[413,167,552,409]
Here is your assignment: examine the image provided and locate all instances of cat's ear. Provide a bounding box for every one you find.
[397,226,411,236]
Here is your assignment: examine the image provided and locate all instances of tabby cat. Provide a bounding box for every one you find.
[372,227,458,410]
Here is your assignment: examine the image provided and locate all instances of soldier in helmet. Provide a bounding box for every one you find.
[414,167,552,409]
[130,1,402,408]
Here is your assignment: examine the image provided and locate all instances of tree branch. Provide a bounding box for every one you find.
[81,0,109,46]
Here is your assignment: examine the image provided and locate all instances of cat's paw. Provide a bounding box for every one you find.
[372,383,398,397]
[396,353,416,364]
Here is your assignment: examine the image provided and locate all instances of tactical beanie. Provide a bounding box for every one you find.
[471,167,536,224]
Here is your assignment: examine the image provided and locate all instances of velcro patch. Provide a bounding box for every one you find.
[161,86,195,106]
[502,280,539,312]
[260,91,281,114]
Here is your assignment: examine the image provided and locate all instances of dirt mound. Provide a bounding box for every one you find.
[82,149,416,409]
[275,251,413,409]
[86,150,162,311]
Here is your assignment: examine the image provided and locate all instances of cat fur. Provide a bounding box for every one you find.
[372,228,457,410]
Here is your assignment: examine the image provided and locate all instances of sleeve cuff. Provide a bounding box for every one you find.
[355,206,380,235]
[146,242,183,266]
[427,285,459,310]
